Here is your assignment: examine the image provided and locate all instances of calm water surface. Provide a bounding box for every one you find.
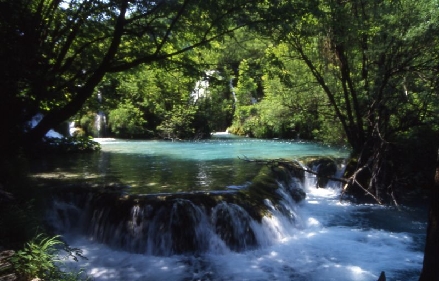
[32,136,349,194]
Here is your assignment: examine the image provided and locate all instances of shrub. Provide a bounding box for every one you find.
[9,234,90,281]
[40,136,101,153]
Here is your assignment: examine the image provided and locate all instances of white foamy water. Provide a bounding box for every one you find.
[41,139,426,281]
[61,184,427,281]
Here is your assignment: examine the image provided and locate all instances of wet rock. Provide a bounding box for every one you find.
[48,164,307,256]
[0,250,16,281]
[306,157,338,188]
[169,199,206,253]
[377,271,386,281]
[212,202,257,251]
[287,183,306,202]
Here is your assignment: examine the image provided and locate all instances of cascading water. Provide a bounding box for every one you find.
[191,70,217,102]
[49,163,306,257]
[38,139,427,281]
[94,111,107,137]
[93,92,107,138]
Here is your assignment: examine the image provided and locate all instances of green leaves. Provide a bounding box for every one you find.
[10,234,61,279]
[3,0,276,142]
[157,104,197,139]
[109,102,147,137]
[9,233,90,280]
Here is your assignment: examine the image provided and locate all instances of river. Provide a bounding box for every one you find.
[33,136,428,281]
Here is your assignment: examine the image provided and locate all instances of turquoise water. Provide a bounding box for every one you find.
[32,136,349,194]
[98,137,347,160]
[97,137,348,193]
[41,137,427,281]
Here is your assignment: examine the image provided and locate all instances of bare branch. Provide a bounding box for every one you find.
[240,156,386,205]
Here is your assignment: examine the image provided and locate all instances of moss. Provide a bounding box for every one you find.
[46,161,310,254]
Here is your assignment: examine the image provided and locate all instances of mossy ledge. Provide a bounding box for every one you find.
[48,163,307,255]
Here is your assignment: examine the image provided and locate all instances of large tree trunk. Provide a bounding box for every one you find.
[25,86,96,145]
[419,148,439,281]
[24,0,129,145]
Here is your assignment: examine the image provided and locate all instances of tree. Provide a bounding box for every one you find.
[108,101,146,137]
[1,0,263,149]
[257,42,336,140]
[254,2,439,277]
[156,104,197,140]
[226,33,335,140]
[98,64,196,138]
[262,0,439,202]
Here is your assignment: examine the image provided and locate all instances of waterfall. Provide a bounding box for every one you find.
[229,78,237,103]
[50,191,279,255]
[94,111,107,137]
[44,154,424,281]
[48,162,312,256]
[190,70,217,103]
[42,141,425,281]
[190,71,237,109]
[93,91,107,137]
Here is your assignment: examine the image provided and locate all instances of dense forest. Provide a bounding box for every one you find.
[1,0,439,280]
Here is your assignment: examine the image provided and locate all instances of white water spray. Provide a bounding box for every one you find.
[45,140,426,281]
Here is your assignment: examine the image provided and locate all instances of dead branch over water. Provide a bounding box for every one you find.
[239,156,385,205]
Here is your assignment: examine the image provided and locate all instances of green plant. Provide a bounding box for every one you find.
[9,234,90,281]
[41,136,101,153]
[108,102,146,137]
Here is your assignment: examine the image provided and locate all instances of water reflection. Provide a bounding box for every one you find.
[30,138,349,194]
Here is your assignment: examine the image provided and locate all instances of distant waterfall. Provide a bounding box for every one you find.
[94,111,107,138]
[94,92,107,137]
[190,71,237,104]
[191,70,217,102]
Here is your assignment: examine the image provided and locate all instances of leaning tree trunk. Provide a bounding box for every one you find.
[24,0,129,145]
[419,148,439,281]
[25,85,95,145]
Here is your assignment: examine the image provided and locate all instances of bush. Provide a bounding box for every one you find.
[9,234,90,281]
[40,136,101,154]
[108,103,146,137]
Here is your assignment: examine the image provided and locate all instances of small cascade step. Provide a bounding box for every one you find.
[46,160,344,256]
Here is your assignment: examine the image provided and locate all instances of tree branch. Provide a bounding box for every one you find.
[239,156,385,205]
